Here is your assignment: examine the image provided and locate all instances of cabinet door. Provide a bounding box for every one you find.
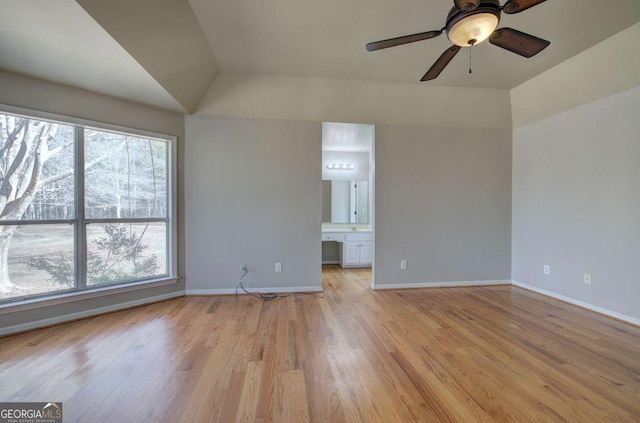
[344,242,361,265]
[359,242,373,265]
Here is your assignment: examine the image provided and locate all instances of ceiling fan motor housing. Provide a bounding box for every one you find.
[446,0,501,47]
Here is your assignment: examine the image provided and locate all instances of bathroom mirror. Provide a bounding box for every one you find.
[322,180,369,224]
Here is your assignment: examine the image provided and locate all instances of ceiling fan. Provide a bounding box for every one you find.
[365,0,550,81]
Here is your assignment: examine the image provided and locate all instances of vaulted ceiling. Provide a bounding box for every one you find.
[1,0,639,114]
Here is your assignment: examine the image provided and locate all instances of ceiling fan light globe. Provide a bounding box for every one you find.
[447,12,499,47]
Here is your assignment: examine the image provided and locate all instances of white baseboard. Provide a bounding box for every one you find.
[186,286,323,296]
[511,280,640,327]
[4,279,636,336]
[372,280,511,290]
[0,291,185,337]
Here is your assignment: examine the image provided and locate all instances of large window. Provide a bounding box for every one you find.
[0,110,175,303]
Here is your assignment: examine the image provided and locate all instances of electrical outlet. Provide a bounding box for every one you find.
[544,265,550,275]
[241,264,247,273]
[583,273,592,285]
[400,260,407,270]
[275,262,282,273]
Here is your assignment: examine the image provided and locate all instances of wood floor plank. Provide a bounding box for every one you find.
[282,369,310,423]
[234,361,262,423]
[1,265,639,422]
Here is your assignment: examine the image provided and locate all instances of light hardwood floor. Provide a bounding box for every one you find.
[1,265,639,422]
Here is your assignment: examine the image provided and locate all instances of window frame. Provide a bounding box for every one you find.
[0,104,178,312]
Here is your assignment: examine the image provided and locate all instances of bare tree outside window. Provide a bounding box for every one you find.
[84,129,168,285]
[0,114,75,297]
[0,112,170,301]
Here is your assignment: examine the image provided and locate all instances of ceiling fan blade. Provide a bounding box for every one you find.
[502,0,547,14]
[489,28,550,58]
[366,30,442,51]
[421,45,461,81]
[454,0,480,12]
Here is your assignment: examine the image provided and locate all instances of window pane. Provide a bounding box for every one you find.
[85,130,167,219]
[0,113,75,221]
[86,222,167,285]
[0,224,75,300]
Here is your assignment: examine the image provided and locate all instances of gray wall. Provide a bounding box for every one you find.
[184,115,322,291]
[322,181,332,222]
[184,117,513,290]
[0,70,186,330]
[375,124,512,285]
[512,85,640,320]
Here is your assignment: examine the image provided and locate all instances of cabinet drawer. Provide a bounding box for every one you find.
[344,232,372,242]
[322,232,344,242]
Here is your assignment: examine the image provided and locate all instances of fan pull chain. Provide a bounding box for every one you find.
[469,44,472,74]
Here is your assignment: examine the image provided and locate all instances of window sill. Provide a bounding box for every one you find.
[0,277,180,314]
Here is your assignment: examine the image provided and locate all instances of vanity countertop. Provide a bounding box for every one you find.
[322,228,372,233]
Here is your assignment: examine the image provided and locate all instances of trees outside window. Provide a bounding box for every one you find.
[0,111,173,302]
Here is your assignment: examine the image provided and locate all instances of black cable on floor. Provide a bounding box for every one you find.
[234,269,323,302]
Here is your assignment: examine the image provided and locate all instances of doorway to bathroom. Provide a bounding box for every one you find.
[321,122,374,287]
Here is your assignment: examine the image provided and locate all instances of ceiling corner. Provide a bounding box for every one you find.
[75,0,220,114]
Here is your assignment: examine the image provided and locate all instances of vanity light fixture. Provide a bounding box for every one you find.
[326,164,355,170]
